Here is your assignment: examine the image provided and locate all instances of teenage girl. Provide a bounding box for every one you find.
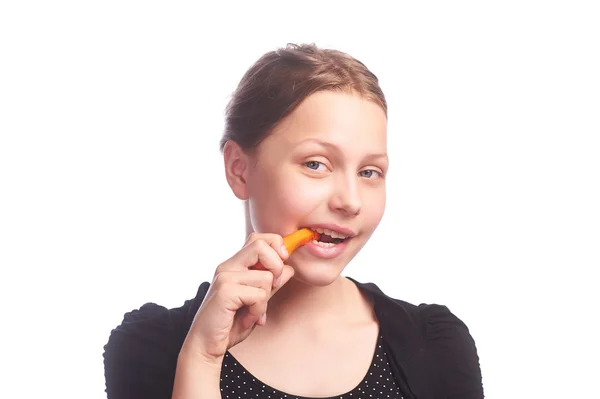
[103,43,484,399]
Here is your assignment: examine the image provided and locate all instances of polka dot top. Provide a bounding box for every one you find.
[219,333,404,399]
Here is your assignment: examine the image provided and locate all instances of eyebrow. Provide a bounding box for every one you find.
[296,138,389,163]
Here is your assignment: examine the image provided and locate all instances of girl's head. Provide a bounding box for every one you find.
[221,43,388,286]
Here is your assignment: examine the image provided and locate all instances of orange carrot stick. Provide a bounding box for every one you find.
[282,228,319,255]
[251,228,318,271]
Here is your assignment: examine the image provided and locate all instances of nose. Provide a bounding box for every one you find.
[329,174,362,217]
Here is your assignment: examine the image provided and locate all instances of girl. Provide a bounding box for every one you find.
[103,43,484,399]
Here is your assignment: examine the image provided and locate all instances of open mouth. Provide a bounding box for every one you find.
[310,228,350,247]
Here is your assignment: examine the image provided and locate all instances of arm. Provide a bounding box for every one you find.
[171,340,222,399]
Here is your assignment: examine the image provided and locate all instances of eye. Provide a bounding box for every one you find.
[304,161,327,171]
[359,169,382,179]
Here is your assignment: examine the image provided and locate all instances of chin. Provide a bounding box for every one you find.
[287,257,347,287]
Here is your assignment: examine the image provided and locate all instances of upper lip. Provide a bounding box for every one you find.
[304,223,357,238]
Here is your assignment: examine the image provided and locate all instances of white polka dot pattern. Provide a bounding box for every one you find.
[219,334,405,399]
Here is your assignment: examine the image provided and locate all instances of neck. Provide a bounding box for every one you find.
[244,201,253,237]
[266,275,365,330]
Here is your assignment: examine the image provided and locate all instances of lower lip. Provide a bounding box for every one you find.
[304,238,351,259]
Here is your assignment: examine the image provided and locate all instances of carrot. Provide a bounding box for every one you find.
[251,228,318,271]
[283,228,319,255]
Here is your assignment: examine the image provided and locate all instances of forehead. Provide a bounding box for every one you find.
[267,90,387,154]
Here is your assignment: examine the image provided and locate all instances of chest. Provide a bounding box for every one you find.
[226,322,381,397]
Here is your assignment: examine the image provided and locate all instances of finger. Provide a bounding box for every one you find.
[236,299,269,330]
[244,299,268,329]
[244,232,288,259]
[219,283,268,322]
[256,312,267,326]
[250,265,295,328]
[215,269,274,296]
[233,239,286,284]
[215,235,288,280]
[269,264,295,298]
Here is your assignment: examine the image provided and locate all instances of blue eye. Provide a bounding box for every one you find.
[305,161,325,171]
[359,169,381,179]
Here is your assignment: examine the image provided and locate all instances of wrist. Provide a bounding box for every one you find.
[173,349,222,399]
[178,340,224,371]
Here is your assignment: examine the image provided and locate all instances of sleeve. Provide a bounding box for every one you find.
[103,303,182,399]
[421,304,484,399]
[103,283,209,399]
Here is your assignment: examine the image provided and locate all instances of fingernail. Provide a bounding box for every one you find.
[281,245,289,258]
[275,275,282,288]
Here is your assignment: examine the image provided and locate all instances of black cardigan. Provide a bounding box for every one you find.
[103,277,484,399]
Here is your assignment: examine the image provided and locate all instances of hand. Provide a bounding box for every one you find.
[181,232,295,366]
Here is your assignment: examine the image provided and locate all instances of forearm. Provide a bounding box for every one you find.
[172,348,222,399]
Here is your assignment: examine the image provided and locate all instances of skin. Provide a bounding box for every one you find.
[221,90,389,396]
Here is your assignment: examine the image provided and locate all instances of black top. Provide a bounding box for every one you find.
[220,333,404,399]
[103,277,484,399]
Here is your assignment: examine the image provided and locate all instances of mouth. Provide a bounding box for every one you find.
[299,226,354,259]
[311,229,347,246]
[301,225,357,248]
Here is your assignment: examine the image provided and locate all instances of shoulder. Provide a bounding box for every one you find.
[103,282,210,399]
[350,277,484,398]
[415,303,484,398]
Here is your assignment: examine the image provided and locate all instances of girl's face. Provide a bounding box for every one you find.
[238,90,388,286]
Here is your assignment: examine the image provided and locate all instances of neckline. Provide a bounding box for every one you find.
[224,328,385,399]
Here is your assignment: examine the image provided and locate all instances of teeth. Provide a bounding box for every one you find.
[313,227,348,240]
[324,228,347,239]
[312,240,336,248]
[310,228,349,239]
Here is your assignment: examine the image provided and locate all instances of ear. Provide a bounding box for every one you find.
[223,140,251,200]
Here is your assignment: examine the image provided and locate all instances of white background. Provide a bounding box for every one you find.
[1,1,598,398]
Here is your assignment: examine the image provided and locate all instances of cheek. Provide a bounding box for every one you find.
[362,188,387,230]
[248,172,325,233]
